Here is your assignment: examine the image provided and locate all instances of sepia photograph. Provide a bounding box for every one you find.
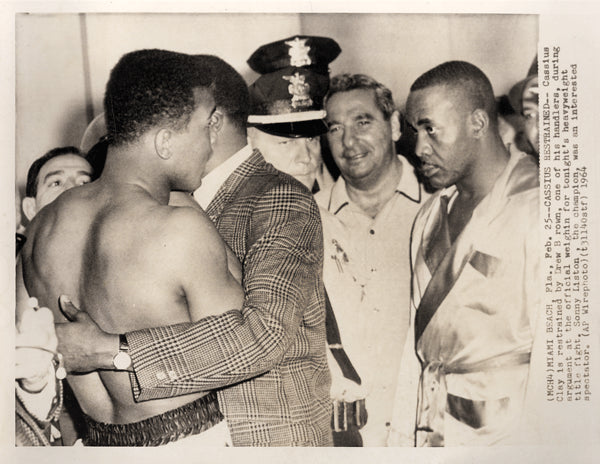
[3,1,599,463]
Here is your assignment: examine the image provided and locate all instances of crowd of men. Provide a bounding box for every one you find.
[15,35,541,447]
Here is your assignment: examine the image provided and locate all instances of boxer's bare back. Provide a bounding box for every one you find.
[18,178,243,424]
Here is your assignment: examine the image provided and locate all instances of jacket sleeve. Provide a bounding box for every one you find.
[126,183,324,401]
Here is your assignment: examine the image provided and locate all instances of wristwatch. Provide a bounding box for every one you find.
[112,334,132,370]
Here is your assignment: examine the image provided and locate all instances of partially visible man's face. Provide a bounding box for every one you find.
[406,85,476,190]
[250,129,321,189]
[521,76,539,155]
[169,92,217,192]
[326,88,399,188]
[33,154,93,212]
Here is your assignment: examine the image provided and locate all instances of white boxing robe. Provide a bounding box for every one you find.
[410,148,541,446]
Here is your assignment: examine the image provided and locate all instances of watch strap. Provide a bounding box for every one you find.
[112,334,132,370]
[119,333,129,353]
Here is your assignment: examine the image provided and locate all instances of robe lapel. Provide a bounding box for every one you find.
[415,196,507,343]
[424,195,452,274]
[414,149,536,344]
[414,216,476,343]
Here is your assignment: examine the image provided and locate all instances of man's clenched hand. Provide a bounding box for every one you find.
[55,295,119,373]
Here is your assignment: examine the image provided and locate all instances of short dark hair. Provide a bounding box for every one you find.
[326,73,396,120]
[197,55,249,131]
[410,61,497,122]
[104,49,215,146]
[25,146,87,198]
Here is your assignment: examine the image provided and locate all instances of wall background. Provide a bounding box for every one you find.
[15,13,538,191]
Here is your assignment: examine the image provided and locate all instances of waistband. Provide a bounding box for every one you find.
[83,391,223,446]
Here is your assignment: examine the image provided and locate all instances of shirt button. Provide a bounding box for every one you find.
[156,372,167,381]
[369,229,375,235]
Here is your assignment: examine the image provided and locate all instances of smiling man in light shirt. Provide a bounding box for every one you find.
[315,73,428,446]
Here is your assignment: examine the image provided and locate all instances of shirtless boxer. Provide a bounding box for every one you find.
[17,49,243,446]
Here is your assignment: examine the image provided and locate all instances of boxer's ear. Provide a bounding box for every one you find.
[154,129,173,160]
[208,110,224,146]
[470,109,489,139]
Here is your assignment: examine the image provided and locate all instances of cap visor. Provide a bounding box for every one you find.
[253,119,328,138]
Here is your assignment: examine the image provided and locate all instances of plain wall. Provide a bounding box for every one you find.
[16,13,302,192]
[16,14,89,189]
[15,13,538,192]
[301,13,538,109]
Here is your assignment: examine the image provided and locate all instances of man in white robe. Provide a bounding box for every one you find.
[397,61,541,446]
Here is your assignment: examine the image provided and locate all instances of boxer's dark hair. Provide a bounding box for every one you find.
[410,60,497,122]
[104,49,214,146]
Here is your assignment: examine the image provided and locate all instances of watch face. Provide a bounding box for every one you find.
[113,351,132,370]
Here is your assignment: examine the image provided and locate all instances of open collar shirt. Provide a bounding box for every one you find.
[315,155,427,446]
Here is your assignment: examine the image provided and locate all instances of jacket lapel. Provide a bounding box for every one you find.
[206,149,263,221]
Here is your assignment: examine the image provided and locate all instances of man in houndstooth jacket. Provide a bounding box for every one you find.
[54,54,332,446]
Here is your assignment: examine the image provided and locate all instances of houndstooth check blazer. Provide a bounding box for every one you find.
[126,149,332,446]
